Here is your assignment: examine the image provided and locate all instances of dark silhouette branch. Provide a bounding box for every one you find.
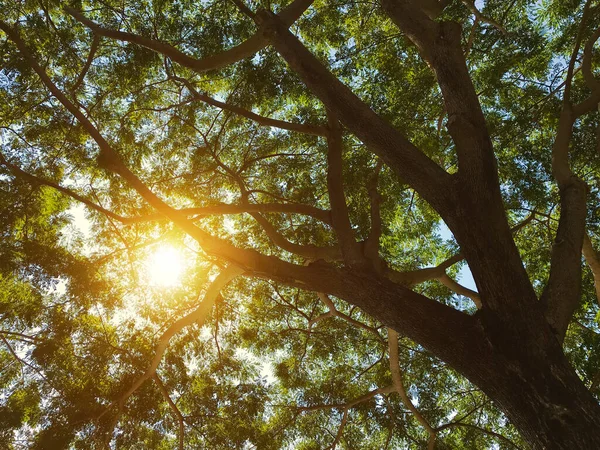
[64,0,314,73]
[172,75,327,136]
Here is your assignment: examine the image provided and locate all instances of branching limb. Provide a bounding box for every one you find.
[71,34,100,93]
[254,9,455,215]
[310,293,385,344]
[3,20,486,408]
[461,0,507,35]
[98,265,243,433]
[542,3,591,341]
[0,152,128,222]
[64,0,314,73]
[386,253,463,286]
[250,212,342,261]
[436,422,523,449]
[574,21,600,117]
[298,385,395,412]
[380,0,496,189]
[0,159,331,228]
[388,328,437,449]
[125,203,332,225]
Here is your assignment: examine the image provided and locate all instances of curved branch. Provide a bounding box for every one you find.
[172,75,327,136]
[3,22,485,412]
[250,212,341,261]
[436,422,523,450]
[365,160,384,266]
[254,9,455,215]
[542,5,591,341]
[311,293,385,344]
[581,25,600,98]
[103,265,244,420]
[388,328,437,449]
[0,152,127,222]
[64,0,314,73]
[125,203,332,225]
[71,34,100,92]
[438,274,481,309]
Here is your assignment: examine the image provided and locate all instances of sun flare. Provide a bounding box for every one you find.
[145,246,184,287]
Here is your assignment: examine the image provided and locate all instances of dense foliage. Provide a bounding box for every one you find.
[1,0,600,448]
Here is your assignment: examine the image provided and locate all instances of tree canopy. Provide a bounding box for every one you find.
[1,0,600,448]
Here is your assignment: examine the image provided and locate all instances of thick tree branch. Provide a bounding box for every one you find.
[380,0,497,190]
[438,274,481,309]
[254,10,455,215]
[377,1,540,321]
[64,0,314,73]
[386,253,463,286]
[325,112,364,266]
[3,22,488,417]
[542,6,591,341]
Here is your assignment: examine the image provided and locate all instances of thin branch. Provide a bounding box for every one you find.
[365,160,384,267]
[298,385,395,412]
[250,212,342,261]
[153,374,185,450]
[436,422,523,449]
[71,34,100,92]
[388,328,437,450]
[583,233,600,307]
[98,266,243,423]
[461,0,507,35]
[172,75,327,136]
[125,203,332,225]
[311,293,385,344]
[0,152,127,222]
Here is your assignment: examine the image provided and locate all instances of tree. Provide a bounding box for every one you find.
[1,0,600,448]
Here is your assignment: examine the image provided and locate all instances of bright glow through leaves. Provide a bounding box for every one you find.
[145,246,184,287]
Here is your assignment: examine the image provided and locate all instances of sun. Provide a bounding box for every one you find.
[145,245,184,287]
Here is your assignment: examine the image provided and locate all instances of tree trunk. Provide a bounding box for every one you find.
[329,269,600,449]
[471,311,600,449]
